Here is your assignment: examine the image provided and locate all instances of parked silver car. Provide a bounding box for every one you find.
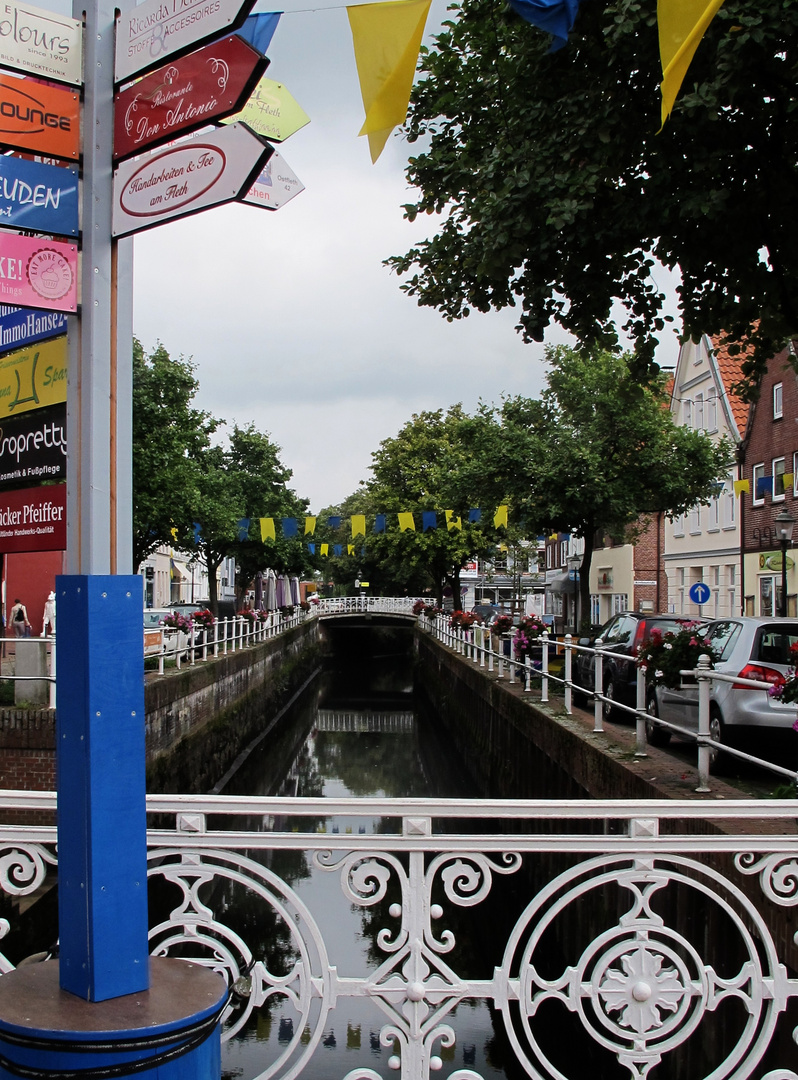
[645,616,798,769]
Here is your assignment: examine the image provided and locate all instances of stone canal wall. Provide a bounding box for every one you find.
[0,619,321,795]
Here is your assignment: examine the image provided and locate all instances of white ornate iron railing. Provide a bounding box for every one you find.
[420,614,798,794]
[0,792,795,1080]
[314,596,423,617]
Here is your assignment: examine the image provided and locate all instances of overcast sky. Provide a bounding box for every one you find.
[131,0,681,512]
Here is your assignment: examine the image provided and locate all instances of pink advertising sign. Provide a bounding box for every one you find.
[0,235,77,313]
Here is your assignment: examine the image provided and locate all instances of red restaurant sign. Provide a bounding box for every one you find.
[0,73,80,160]
[113,34,267,161]
[0,482,65,552]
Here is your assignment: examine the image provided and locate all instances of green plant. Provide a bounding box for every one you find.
[636,622,718,689]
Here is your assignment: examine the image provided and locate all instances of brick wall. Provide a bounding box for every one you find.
[631,513,667,613]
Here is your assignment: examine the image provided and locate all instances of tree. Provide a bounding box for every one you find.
[364,406,508,608]
[190,424,308,612]
[131,338,216,570]
[483,345,733,624]
[388,0,798,391]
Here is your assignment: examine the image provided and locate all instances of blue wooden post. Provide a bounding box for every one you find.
[56,575,149,1000]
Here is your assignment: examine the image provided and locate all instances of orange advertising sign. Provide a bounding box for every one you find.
[0,74,79,160]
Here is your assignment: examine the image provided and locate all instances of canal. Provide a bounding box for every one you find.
[211,625,521,1079]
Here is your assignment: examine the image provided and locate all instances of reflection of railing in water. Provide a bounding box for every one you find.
[1,791,796,1080]
[315,710,415,733]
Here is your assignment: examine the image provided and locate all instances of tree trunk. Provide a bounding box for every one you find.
[205,551,222,615]
[450,566,463,611]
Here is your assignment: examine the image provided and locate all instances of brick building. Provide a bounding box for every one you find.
[740,342,798,615]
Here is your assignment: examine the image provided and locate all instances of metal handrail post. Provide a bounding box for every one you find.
[158,630,164,676]
[497,637,503,678]
[49,636,56,710]
[695,653,712,793]
[564,634,572,714]
[635,665,647,757]
[593,639,604,732]
[509,649,515,684]
[541,633,549,703]
[487,632,493,673]
[525,654,532,692]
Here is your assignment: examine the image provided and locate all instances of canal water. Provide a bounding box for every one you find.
[213,633,523,1080]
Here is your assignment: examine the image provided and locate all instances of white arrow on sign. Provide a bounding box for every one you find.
[115,0,257,85]
[241,150,304,212]
[112,123,273,237]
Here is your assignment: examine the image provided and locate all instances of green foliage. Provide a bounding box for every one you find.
[388,0,798,390]
[483,345,733,618]
[131,338,216,569]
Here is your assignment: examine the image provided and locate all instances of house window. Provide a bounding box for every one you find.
[590,595,600,624]
[752,463,765,506]
[559,540,568,567]
[672,514,685,537]
[722,476,736,528]
[683,398,692,427]
[774,382,783,419]
[707,494,720,531]
[694,393,704,431]
[727,564,736,616]
[773,457,786,501]
[612,593,628,615]
[706,390,717,432]
[546,546,553,568]
[688,505,701,533]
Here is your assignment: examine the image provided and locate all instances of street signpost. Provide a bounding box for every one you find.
[114,0,258,85]
[0,0,82,85]
[222,75,310,141]
[0,74,80,159]
[0,305,68,352]
[241,149,304,211]
[113,33,267,160]
[0,235,77,312]
[689,581,711,606]
[0,155,78,235]
[112,121,273,236]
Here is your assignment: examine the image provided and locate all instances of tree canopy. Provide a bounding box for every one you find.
[388,0,798,391]
[480,345,733,622]
[131,338,216,570]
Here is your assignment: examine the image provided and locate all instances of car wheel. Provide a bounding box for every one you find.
[708,707,726,775]
[645,692,671,747]
[602,677,616,722]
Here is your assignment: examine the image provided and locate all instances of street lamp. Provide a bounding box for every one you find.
[774,508,796,617]
[567,553,582,631]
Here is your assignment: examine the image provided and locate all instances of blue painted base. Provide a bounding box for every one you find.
[56,575,149,1001]
[0,958,226,1078]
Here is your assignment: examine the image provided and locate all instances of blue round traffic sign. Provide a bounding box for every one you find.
[689,581,711,605]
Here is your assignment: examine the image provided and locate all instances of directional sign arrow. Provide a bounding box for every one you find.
[115,0,258,86]
[0,74,80,160]
[241,149,304,212]
[114,34,268,161]
[112,122,273,237]
[0,156,78,236]
[222,76,310,143]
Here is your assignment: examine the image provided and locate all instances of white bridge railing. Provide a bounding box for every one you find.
[0,792,795,1080]
[314,596,423,617]
[421,614,798,794]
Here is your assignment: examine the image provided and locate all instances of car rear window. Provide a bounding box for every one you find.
[753,625,798,665]
[705,620,742,661]
[644,618,682,637]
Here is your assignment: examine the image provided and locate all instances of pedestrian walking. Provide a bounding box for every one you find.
[42,592,56,636]
[9,599,31,637]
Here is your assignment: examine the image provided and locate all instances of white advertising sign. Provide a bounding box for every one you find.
[241,150,304,212]
[0,1,82,85]
[112,122,273,237]
[115,0,256,85]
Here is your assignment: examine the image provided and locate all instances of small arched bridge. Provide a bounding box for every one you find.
[313,596,422,623]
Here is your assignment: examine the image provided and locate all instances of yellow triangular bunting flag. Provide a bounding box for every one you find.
[347,0,431,162]
[351,514,366,538]
[260,517,275,541]
[321,543,329,557]
[305,516,316,536]
[348,544,355,555]
[784,473,794,489]
[445,510,462,532]
[733,479,750,497]
[494,504,508,529]
[398,512,415,532]
[658,0,726,127]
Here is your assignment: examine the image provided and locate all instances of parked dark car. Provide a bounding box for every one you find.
[573,612,684,720]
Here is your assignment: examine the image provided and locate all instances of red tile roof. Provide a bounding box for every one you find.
[710,334,752,438]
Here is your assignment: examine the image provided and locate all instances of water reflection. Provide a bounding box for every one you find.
[216,654,514,1080]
